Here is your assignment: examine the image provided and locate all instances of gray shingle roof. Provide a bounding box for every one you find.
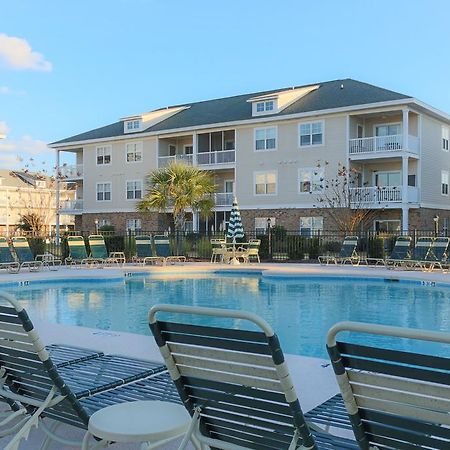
[50,78,411,145]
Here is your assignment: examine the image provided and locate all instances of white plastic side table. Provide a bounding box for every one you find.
[81,400,191,450]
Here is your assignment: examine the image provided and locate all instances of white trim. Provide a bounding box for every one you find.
[125,141,143,163]
[95,181,112,202]
[183,144,194,155]
[125,179,143,201]
[50,98,425,148]
[253,170,278,196]
[224,179,234,193]
[253,126,277,152]
[441,170,449,196]
[298,120,325,148]
[420,202,450,210]
[95,145,112,166]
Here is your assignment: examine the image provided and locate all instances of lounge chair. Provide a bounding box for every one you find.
[153,235,186,264]
[327,321,450,450]
[0,237,19,273]
[318,236,359,265]
[65,235,96,267]
[88,234,121,266]
[149,304,358,450]
[11,237,43,272]
[133,235,165,265]
[210,238,227,263]
[401,236,433,269]
[423,236,450,271]
[243,238,261,263]
[0,291,173,449]
[382,235,412,268]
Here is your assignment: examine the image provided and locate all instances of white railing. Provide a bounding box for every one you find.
[59,164,83,178]
[197,150,235,165]
[60,199,83,212]
[350,186,403,205]
[349,135,419,155]
[214,192,234,206]
[158,154,193,168]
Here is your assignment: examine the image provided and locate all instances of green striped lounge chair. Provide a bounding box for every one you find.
[133,235,164,265]
[66,236,92,266]
[384,235,412,268]
[327,321,450,450]
[153,235,186,264]
[318,236,359,266]
[11,237,43,272]
[0,291,175,449]
[210,238,227,263]
[400,236,433,270]
[423,236,450,271]
[149,304,358,450]
[87,234,120,266]
[0,237,19,274]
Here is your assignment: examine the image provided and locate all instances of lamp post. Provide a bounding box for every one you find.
[433,215,439,236]
[94,219,99,234]
[267,218,272,260]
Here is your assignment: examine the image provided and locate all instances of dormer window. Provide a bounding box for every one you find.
[35,180,46,188]
[126,120,141,131]
[256,101,274,112]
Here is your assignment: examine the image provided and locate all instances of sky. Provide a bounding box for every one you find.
[1,0,450,171]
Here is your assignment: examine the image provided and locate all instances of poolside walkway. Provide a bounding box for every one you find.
[0,262,448,448]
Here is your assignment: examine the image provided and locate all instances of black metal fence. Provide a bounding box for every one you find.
[18,229,443,262]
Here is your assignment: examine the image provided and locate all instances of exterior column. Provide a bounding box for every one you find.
[192,131,197,166]
[55,150,61,244]
[5,188,9,237]
[402,108,409,149]
[192,211,199,232]
[402,155,409,232]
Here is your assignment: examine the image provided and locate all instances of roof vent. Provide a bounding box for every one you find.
[340,84,344,89]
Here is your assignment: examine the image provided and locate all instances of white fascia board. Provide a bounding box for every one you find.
[50,98,422,149]
[410,100,450,124]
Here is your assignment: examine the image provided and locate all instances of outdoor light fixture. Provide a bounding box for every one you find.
[433,215,439,235]
[94,219,99,233]
[266,217,272,231]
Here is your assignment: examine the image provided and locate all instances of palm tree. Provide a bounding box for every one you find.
[137,162,216,233]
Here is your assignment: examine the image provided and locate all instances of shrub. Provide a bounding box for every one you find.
[307,237,322,260]
[367,237,384,259]
[196,237,212,259]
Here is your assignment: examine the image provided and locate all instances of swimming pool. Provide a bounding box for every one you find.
[3,272,450,359]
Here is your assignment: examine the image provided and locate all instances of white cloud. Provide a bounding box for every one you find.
[0,86,26,95]
[0,121,9,135]
[0,34,52,71]
[0,135,54,170]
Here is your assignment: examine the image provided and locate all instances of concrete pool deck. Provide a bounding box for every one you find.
[0,262,449,448]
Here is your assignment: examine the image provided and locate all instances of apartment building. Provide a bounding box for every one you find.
[0,170,74,235]
[49,79,450,234]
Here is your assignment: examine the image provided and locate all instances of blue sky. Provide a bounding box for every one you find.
[1,0,450,170]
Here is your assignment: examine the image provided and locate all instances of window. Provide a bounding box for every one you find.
[374,171,401,187]
[298,168,324,193]
[99,219,111,227]
[443,218,449,235]
[35,180,46,188]
[197,130,236,152]
[442,171,449,195]
[96,182,111,201]
[256,100,274,112]
[443,127,449,151]
[375,123,401,136]
[254,127,277,151]
[299,121,323,146]
[255,171,277,195]
[126,120,141,130]
[96,146,111,165]
[126,142,143,162]
[126,218,142,231]
[126,180,142,200]
[374,220,401,233]
[300,217,323,236]
[255,217,276,234]
[184,145,193,155]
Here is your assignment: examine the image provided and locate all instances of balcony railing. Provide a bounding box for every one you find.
[59,164,84,179]
[214,192,234,206]
[197,150,235,166]
[350,186,403,205]
[158,154,193,168]
[349,135,419,155]
[60,199,83,213]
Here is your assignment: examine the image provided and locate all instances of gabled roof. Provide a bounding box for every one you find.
[50,78,411,146]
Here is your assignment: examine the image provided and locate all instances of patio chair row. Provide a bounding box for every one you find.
[2,289,448,449]
[133,235,186,265]
[210,238,261,263]
[0,236,48,274]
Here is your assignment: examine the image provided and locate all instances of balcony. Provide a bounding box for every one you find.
[349,135,419,158]
[214,192,234,207]
[349,186,419,208]
[59,164,83,179]
[197,150,235,166]
[158,154,193,168]
[60,199,83,214]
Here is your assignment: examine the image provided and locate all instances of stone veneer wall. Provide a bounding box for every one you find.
[80,212,159,233]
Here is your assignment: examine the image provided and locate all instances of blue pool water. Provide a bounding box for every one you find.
[2,273,450,359]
